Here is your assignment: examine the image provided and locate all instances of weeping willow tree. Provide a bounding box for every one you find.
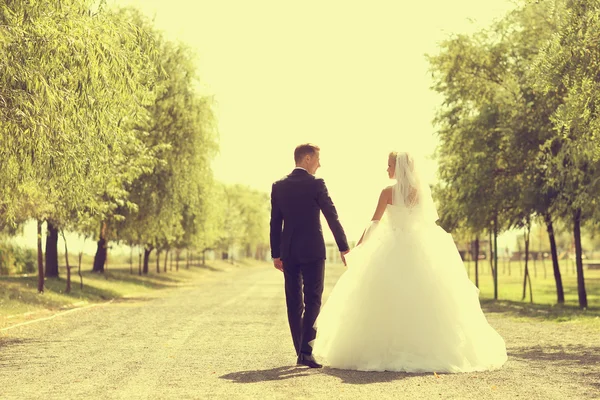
[0,0,159,290]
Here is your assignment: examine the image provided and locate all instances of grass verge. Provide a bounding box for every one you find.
[0,258,267,329]
[464,260,600,328]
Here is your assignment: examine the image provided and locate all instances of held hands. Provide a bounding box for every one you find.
[273,258,284,272]
[340,250,350,267]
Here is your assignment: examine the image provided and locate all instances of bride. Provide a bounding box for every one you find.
[311,151,508,373]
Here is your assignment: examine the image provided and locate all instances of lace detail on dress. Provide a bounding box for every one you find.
[405,188,419,208]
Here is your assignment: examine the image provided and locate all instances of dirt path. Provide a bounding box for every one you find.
[0,262,598,400]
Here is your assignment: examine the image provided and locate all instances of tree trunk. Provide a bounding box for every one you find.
[163,248,168,273]
[202,249,206,266]
[488,230,493,276]
[467,249,471,279]
[544,212,564,304]
[37,220,44,293]
[539,225,547,279]
[78,250,84,290]
[522,225,528,300]
[130,246,133,274]
[186,249,190,269]
[169,250,173,271]
[573,208,588,309]
[176,249,180,272]
[527,260,533,303]
[522,222,533,303]
[156,249,161,274]
[474,236,479,288]
[92,221,107,273]
[143,246,153,275]
[493,216,498,300]
[138,246,143,276]
[44,221,59,278]
[62,232,71,294]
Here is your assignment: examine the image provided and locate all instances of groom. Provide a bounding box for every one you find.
[270,143,350,368]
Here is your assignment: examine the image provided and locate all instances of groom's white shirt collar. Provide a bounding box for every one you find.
[294,167,308,172]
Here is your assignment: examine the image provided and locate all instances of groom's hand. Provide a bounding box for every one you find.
[340,250,350,266]
[273,258,284,272]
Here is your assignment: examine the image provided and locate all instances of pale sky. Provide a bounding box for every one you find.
[16,0,520,253]
[109,0,517,243]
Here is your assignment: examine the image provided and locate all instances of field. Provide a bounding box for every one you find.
[1,255,599,330]
[0,255,244,329]
[463,259,600,326]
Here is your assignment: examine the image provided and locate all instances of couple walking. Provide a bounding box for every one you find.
[269,143,507,372]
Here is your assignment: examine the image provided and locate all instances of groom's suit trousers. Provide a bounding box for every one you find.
[283,259,325,356]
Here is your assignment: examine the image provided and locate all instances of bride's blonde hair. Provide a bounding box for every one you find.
[389,151,414,173]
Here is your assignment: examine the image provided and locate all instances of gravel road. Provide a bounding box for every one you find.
[1,262,598,400]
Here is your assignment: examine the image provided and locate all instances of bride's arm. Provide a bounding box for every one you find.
[356,187,392,246]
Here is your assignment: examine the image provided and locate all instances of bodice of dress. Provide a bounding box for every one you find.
[384,204,423,229]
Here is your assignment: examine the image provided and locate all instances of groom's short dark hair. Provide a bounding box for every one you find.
[294,143,320,164]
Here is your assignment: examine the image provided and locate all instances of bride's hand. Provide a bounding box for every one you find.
[340,250,349,266]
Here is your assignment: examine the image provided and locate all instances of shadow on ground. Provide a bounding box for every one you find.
[321,367,429,384]
[0,337,34,366]
[510,344,600,396]
[0,276,122,309]
[220,365,429,385]
[101,270,182,288]
[194,263,224,272]
[581,372,600,393]
[0,337,30,348]
[220,366,315,382]
[0,260,233,311]
[509,344,600,367]
[481,299,600,322]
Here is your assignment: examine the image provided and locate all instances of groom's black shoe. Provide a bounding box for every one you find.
[297,353,322,368]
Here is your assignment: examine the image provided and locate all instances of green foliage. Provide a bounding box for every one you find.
[0,0,158,231]
[429,0,567,234]
[429,0,600,307]
[113,14,219,255]
[531,0,600,215]
[0,0,267,272]
[204,183,269,259]
[0,242,36,275]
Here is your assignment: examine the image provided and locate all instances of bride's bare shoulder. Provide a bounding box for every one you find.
[383,186,394,204]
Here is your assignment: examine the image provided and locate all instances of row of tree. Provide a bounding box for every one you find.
[0,1,269,292]
[429,0,600,309]
[122,181,270,274]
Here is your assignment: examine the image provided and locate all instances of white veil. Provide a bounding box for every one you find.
[355,151,439,248]
[391,152,439,223]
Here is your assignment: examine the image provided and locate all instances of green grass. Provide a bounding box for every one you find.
[0,258,259,327]
[464,259,600,327]
[2,256,598,329]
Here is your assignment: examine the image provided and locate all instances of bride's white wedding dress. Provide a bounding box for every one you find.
[311,153,507,373]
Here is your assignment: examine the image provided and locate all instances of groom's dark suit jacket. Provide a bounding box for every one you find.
[270,168,349,263]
